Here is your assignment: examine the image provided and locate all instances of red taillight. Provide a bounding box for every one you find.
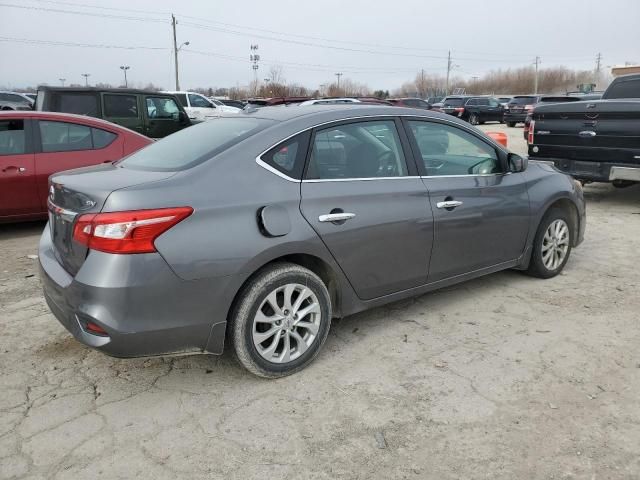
[73,207,193,254]
[85,321,108,336]
[528,120,535,145]
[454,107,465,112]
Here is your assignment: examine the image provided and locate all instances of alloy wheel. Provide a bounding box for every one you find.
[541,219,570,270]
[252,283,321,364]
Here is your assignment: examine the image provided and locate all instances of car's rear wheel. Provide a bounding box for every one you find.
[506,122,516,127]
[469,113,479,125]
[228,263,332,378]
[526,209,573,279]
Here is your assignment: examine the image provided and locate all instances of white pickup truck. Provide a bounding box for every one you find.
[163,91,241,122]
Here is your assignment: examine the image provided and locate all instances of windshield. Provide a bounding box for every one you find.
[510,96,537,105]
[604,78,640,99]
[442,98,465,107]
[118,117,273,171]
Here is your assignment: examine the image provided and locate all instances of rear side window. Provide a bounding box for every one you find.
[92,128,117,149]
[55,93,99,116]
[103,94,138,118]
[39,121,93,152]
[118,117,273,171]
[604,78,640,99]
[260,131,310,179]
[0,120,25,155]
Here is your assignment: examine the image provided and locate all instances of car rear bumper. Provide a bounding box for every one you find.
[531,157,640,183]
[503,112,527,123]
[39,225,232,357]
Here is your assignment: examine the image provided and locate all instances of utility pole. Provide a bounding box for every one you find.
[81,73,90,86]
[120,65,130,88]
[172,14,180,90]
[445,50,452,96]
[420,68,426,98]
[250,45,260,95]
[533,56,541,94]
[594,52,602,83]
[335,72,343,94]
[471,76,478,93]
[59,78,66,86]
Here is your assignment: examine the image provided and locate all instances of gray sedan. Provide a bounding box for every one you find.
[39,106,585,377]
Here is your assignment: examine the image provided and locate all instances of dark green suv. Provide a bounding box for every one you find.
[35,87,191,138]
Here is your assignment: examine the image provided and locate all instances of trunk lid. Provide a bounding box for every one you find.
[532,100,640,163]
[48,164,175,275]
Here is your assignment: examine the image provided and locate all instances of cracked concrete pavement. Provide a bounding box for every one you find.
[1,124,639,479]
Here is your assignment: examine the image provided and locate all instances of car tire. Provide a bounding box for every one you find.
[525,208,573,279]
[506,122,516,127]
[469,113,479,125]
[228,262,332,378]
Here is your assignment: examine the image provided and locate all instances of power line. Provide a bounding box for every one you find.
[0,36,168,50]
[0,2,168,23]
[24,0,599,61]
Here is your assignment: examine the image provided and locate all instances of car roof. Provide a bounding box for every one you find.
[37,86,176,96]
[0,110,150,136]
[238,104,460,124]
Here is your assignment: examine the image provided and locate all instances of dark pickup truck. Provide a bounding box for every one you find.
[528,74,640,185]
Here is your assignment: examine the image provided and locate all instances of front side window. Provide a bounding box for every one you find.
[408,121,500,176]
[306,120,407,180]
[188,94,213,108]
[146,97,180,119]
[488,98,500,107]
[39,121,93,153]
[442,97,465,107]
[103,94,138,118]
[0,120,25,155]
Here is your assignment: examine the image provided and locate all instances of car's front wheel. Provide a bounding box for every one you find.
[229,263,332,378]
[526,209,573,278]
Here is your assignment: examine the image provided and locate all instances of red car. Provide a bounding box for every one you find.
[0,111,152,223]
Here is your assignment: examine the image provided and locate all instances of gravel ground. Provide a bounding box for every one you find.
[1,124,639,479]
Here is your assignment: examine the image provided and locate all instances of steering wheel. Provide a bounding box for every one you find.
[467,158,495,175]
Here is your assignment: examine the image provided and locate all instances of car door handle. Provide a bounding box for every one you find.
[318,212,356,223]
[436,200,463,209]
[1,166,26,173]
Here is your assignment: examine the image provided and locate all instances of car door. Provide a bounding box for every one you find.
[0,118,38,218]
[486,97,503,122]
[300,118,434,300]
[188,93,218,122]
[143,95,188,138]
[404,118,530,282]
[475,98,490,121]
[102,93,144,135]
[34,119,122,210]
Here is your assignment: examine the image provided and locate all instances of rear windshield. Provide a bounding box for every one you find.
[442,97,465,106]
[510,96,537,105]
[539,96,580,103]
[604,78,640,99]
[118,117,273,171]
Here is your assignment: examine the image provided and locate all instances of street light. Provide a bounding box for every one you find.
[81,73,91,86]
[120,65,130,88]
[174,41,190,90]
[59,78,66,86]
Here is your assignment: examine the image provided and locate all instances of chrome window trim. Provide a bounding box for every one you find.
[420,173,508,179]
[303,176,420,183]
[254,113,506,182]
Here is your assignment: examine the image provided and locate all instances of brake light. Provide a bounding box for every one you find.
[528,120,535,145]
[73,207,193,254]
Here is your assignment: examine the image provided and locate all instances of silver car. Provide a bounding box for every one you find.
[40,106,585,377]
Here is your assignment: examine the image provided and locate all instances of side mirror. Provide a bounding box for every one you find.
[508,153,528,173]
[178,111,187,122]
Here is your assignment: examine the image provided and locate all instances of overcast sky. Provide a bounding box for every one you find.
[2,0,639,91]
